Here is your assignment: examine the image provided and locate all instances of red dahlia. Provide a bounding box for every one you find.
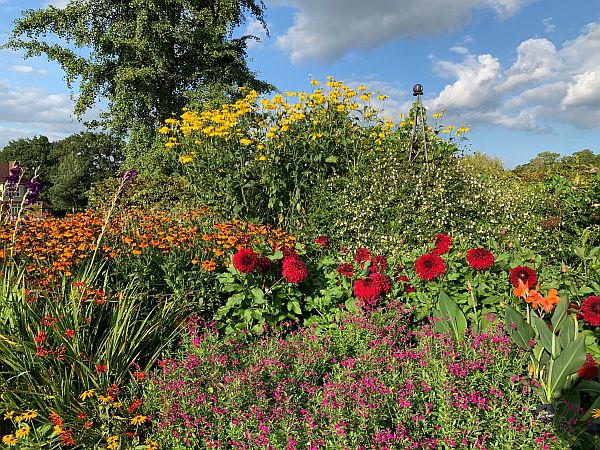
[355,247,370,264]
[582,296,600,326]
[369,255,388,273]
[282,257,308,284]
[509,266,537,288]
[256,256,272,274]
[433,233,452,255]
[466,248,495,270]
[415,253,446,281]
[369,272,391,295]
[353,277,381,305]
[579,354,598,380]
[336,263,354,278]
[233,248,258,274]
[314,235,329,248]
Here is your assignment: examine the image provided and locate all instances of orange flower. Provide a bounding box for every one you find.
[202,260,217,271]
[513,279,529,299]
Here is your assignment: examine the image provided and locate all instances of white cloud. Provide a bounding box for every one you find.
[426,21,600,131]
[10,65,48,75]
[244,19,269,49]
[270,0,530,64]
[543,17,555,33]
[0,81,90,148]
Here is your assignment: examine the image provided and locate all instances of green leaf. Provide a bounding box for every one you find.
[325,156,338,163]
[437,291,467,338]
[250,287,265,304]
[287,300,301,315]
[345,298,359,313]
[551,295,568,332]
[505,305,535,350]
[550,335,586,399]
[531,315,555,357]
[558,316,576,350]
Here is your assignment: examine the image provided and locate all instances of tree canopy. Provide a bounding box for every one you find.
[3,0,273,160]
[0,132,124,211]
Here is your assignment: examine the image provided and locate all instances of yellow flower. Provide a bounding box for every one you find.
[357,85,366,91]
[3,411,15,420]
[13,415,25,423]
[593,408,600,418]
[146,438,159,450]
[337,104,345,112]
[53,424,63,435]
[15,425,30,439]
[377,95,388,101]
[239,138,252,146]
[80,389,95,400]
[107,435,119,450]
[98,395,114,404]
[131,415,146,425]
[2,434,17,446]
[257,155,267,161]
[178,154,194,164]
[158,126,170,134]
[310,79,319,86]
[21,410,38,421]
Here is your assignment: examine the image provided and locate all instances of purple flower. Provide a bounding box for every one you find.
[24,177,43,205]
[6,165,22,193]
[121,168,138,185]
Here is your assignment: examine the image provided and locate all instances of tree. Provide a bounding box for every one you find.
[0,133,123,211]
[3,0,273,162]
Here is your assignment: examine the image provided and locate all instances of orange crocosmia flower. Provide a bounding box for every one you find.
[545,288,560,306]
[525,285,544,309]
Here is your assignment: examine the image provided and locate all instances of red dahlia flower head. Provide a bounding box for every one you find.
[433,233,452,255]
[314,235,329,248]
[336,263,354,278]
[353,276,382,305]
[355,247,370,263]
[282,257,308,284]
[509,266,537,288]
[369,255,388,274]
[233,248,258,274]
[579,353,598,380]
[582,296,600,326]
[280,246,298,260]
[466,248,495,270]
[369,272,391,295]
[415,253,446,281]
[256,256,272,274]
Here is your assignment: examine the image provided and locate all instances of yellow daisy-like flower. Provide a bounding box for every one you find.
[53,424,63,435]
[239,138,252,146]
[21,410,38,421]
[15,425,30,439]
[107,435,119,450]
[3,411,15,420]
[13,415,25,423]
[2,434,17,446]
[80,389,95,400]
[310,79,319,86]
[130,415,146,425]
[592,408,600,418]
[98,395,113,404]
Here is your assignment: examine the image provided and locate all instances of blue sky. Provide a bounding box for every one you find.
[0,0,599,167]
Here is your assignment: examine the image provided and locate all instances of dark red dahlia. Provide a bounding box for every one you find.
[415,253,446,281]
[233,248,258,274]
[353,277,382,305]
[369,255,388,274]
[355,247,370,264]
[314,235,329,248]
[466,248,495,270]
[282,257,308,284]
[336,263,354,278]
[369,272,391,295]
[280,246,298,260]
[256,256,272,274]
[582,296,600,326]
[433,233,452,255]
[397,275,416,293]
[579,353,598,380]
[509,266,537,288]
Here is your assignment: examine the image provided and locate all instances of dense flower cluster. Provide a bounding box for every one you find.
[415,253,446,281]
[282,257,308,284]
[579,354,598,380]
[433,233,452,255]
[232,248,258,273]
[353,272,390,306]
[581,296,600,326]
[466,248,495,270]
